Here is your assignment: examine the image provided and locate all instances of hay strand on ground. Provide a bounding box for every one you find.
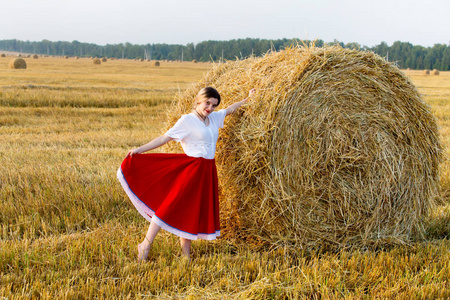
[164,46,443,250]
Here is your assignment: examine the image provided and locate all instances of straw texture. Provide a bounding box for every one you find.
[164,46,443,249]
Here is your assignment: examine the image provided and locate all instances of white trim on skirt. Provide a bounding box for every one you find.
[117,167,220,241]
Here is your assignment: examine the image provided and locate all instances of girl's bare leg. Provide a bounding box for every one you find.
[138,221,161,262]
[180,237,191,260]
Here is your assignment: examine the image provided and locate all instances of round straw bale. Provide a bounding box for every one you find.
[102,57,107,62]
[432,69,440,75]
[93,58,101,65]
[424,70,430,75]
[64,56,69,59]
[32,54,38,59]
[153,61,160,66]
[192,59,198,63]
[1,54,5,57]
[165,46,443,249]
[9,58,27,69]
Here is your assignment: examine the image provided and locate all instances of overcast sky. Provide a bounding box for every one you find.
[1,0,449,47]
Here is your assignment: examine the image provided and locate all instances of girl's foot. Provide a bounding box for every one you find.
[137,243,150,262]
[181,253,191,264]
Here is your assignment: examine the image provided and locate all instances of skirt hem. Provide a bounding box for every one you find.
[117,167,220,241]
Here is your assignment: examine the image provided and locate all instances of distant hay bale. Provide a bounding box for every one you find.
[192,59,198,63]
[93,58,101,65]
[64,56,69,59]
[75,56,79,59]
[32,54,38,59]
[153,61,160,66]
[1,54,5,57]
[165,46,443,249]
[102,57,107,62]
[9,58,27,69]
[17,54,22,57]
[433,69,440,75]
[406,68,410,71]
[140,58,144,62]
[424,70,430,75]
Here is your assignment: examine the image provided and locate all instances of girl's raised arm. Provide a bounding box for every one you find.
[225,88,256,116]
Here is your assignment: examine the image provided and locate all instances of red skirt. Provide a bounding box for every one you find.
[117,153,220,240]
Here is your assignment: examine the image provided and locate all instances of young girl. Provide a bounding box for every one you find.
[117,87,256,261]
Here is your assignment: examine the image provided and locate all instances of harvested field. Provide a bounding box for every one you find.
[0,54,449,298]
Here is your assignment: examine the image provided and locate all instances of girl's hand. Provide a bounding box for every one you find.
[243,88,256,104]
[126,148,141,158]
[248,88,256,98]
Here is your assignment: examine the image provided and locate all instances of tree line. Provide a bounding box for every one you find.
[1,38,449,70]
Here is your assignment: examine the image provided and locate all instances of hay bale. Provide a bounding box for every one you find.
[102,57,107,62]
[1,54,5,57]
[192,59,198,63]
[9,58,27,69]
[153,61,160,67]
[32,54,38,59]
[93,58,101,65]
[165,46,443,249]
[424,70,430,75]
[433,69,440,75]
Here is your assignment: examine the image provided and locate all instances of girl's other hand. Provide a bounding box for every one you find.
[248,88,256,98]
[126,148,140,158]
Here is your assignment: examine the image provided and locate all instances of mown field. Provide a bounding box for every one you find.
[0,55,449,299]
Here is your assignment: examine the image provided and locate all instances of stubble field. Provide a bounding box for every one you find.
[0,55,449,299]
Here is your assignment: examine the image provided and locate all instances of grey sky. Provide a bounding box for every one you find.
[1,0,449,47]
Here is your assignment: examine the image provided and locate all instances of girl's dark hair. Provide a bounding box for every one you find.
[195,87,221,106]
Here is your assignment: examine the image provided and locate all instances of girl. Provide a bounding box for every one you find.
[117,87,256,261]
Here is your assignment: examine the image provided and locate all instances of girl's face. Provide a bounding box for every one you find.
[196,97,219,117]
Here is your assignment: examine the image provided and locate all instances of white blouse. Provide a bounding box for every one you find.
[165,110,227,159]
